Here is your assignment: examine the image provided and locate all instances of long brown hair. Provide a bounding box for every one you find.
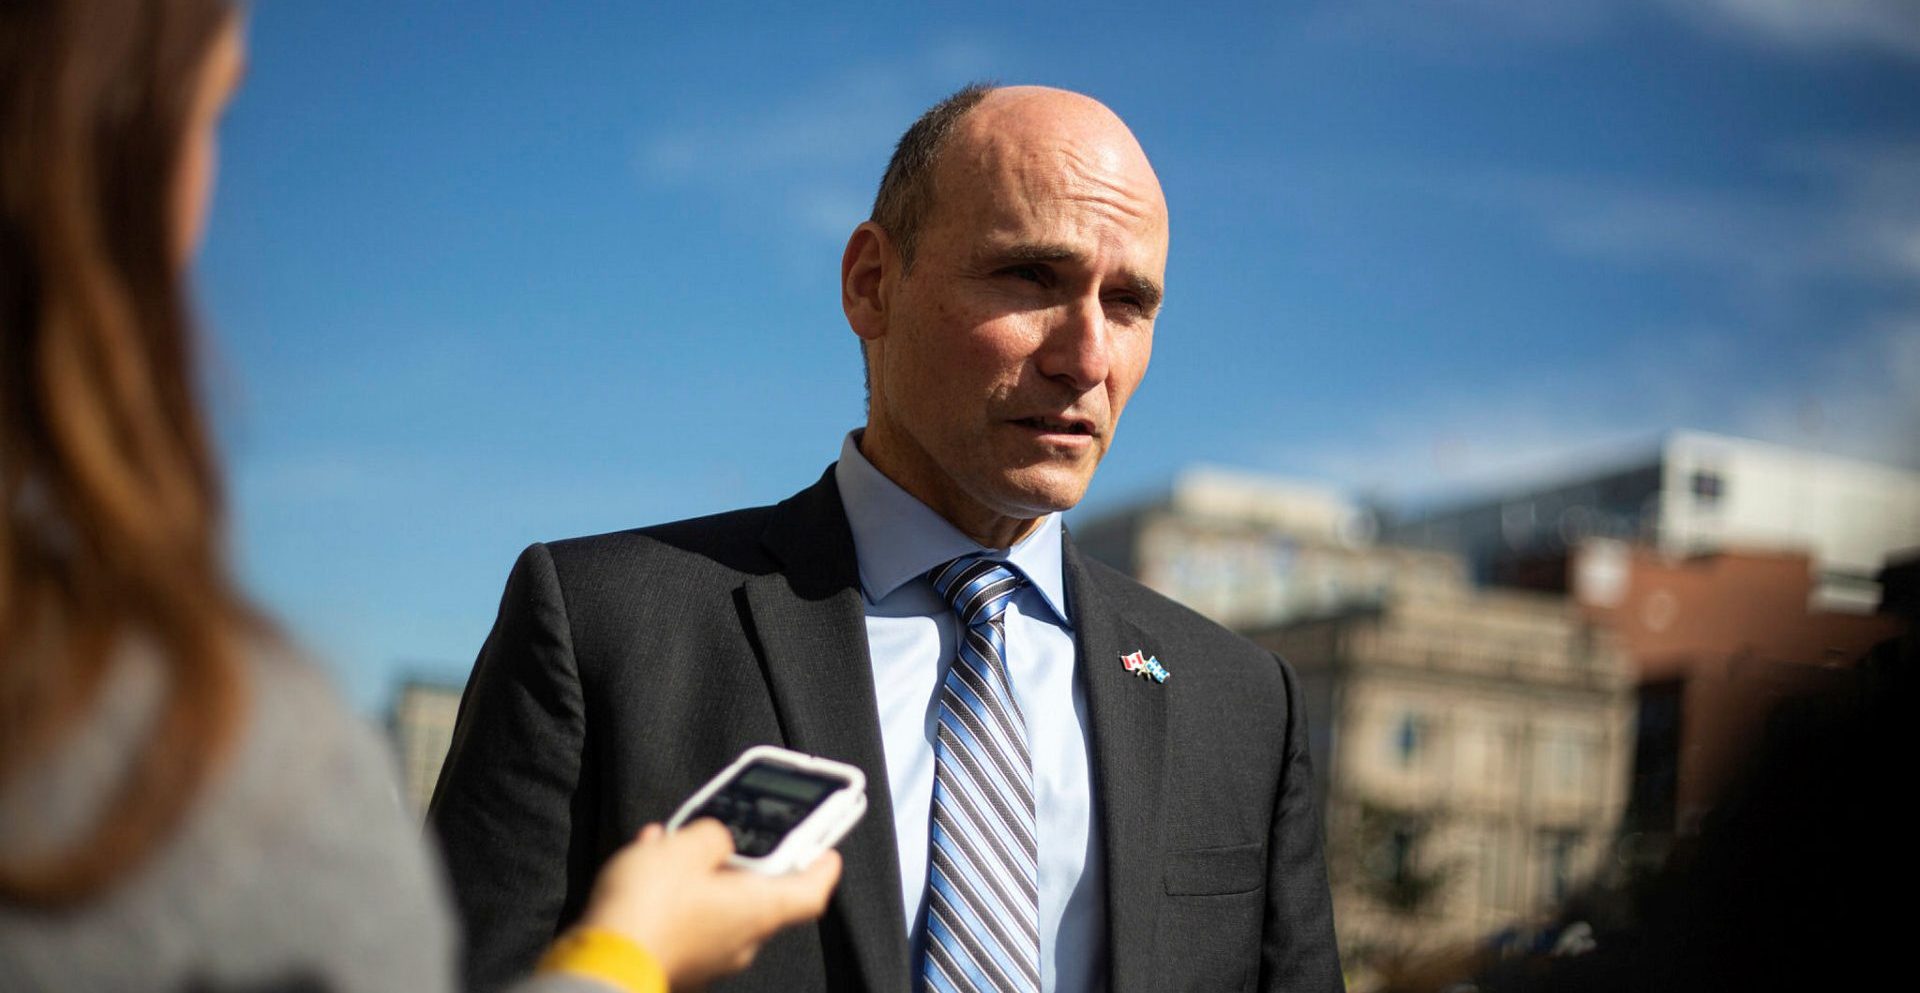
[0,0,255,905]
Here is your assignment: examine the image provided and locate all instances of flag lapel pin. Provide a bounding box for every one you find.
[1119,649,1169,683]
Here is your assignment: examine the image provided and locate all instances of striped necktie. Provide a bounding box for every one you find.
[923,556,1040,993]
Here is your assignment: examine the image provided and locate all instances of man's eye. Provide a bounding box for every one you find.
[1001,265,1047,284]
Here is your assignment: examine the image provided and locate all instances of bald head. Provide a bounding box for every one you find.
[958,85,1163,200]
[932,85,1167,272]
[869,84,1165,271]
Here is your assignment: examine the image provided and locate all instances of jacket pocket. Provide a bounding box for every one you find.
[1162,840,1265,896]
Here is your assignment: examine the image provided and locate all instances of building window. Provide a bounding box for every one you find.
[1392,712,1426,768]
[1690,469,1724,507]
[1629,680,1684,833]
[1387,827,1416,887]
[1359,805,1448,915]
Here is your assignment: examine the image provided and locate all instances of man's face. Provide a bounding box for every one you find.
[859,91,1168,544]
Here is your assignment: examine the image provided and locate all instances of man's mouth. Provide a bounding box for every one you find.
[1013,415,1095,437]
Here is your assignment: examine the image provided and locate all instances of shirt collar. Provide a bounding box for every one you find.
[834,431,1070,625]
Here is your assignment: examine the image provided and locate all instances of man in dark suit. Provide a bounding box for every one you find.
[430,84,1341,993]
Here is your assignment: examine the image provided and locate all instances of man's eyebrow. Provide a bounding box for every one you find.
[987,243,1165,312]
[992,243,1081,265]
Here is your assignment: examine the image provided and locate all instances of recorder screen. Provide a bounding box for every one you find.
[691,761,843,858]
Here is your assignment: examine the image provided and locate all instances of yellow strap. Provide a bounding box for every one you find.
[536,926,669,993]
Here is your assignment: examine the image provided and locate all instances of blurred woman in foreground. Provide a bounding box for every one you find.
[0,2,839,990]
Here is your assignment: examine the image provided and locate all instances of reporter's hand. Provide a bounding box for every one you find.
[573,819,842,989]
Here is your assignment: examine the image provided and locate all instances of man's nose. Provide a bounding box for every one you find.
[1035,295,1110,392]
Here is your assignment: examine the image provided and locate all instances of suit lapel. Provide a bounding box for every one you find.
[1064,532,1168,993]
[745,470,910,993]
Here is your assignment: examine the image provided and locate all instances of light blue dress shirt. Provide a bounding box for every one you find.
[834,432,1108,993]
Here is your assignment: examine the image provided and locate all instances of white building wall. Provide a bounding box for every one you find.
[1660,432,1920,603]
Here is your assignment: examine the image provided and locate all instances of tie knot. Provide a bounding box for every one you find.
[929,556,1026,628]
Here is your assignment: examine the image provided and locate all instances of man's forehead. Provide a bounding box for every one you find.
[939,90,1162,204]
[937,111,1165,246]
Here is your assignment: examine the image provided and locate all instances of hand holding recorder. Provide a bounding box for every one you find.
[574,820,842,989]
[570,746,865,989]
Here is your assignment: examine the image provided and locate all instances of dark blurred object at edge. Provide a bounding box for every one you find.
[1389,553,1918,993]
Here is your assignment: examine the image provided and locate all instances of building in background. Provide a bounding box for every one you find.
[1073,466,1452,630]
[1383,431,1920,613]
[1572,541,1901,835]
[1077,469,1636,976]
[1253,573,1633,972]
[389,676,465,819]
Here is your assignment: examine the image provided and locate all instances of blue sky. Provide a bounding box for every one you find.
[199,0,1920,710]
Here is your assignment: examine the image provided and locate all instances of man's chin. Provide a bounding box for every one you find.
[985,466,1096,519]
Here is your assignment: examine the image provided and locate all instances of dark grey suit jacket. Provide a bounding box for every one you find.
[429,469,1340,993]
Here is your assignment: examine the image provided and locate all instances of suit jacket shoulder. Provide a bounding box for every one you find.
[542,504,779,587]
[432,470,883,993]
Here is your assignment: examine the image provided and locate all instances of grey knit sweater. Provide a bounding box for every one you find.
[0,646,608,993]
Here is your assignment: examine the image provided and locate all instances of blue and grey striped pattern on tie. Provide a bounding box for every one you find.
[924,556,1040,993]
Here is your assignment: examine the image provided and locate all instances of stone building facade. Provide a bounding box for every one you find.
[1251,588,1633,965]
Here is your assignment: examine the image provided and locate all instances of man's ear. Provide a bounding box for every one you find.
[842,221,895,343]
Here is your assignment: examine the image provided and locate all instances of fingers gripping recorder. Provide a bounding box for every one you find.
[667,746,867,875]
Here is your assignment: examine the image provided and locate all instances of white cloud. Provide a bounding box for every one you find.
[636,78,905,182]
[235,452,382,506]
[1477,174,1821,283]
[1666,0,1920,58]
[790,187,875,239]
[1297,0,1920,59]
[1775,141,1920,280]
[634,39,1000,239]
[1275,320,1920,504]
[1734,317,1920,463]
[1454,139,1920,290]
[1300,0,1617,51]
